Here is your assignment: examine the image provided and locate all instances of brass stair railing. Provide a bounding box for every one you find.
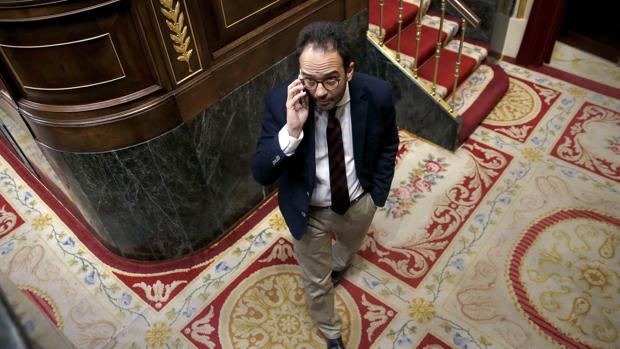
[368,0,481,115]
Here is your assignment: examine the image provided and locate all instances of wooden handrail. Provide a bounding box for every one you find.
[447,0,480,28]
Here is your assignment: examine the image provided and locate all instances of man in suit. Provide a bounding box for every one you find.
[252,21,398,349]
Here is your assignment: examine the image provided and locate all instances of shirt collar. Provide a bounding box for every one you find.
[315,82,350,116]
[336,81,351,107]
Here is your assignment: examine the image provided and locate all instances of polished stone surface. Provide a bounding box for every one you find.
[0,292,31,349]
[0,273,73,349]
[42,124,212,260]
[187,54,298,236]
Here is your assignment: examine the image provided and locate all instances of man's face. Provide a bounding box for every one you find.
[299,45,354,111]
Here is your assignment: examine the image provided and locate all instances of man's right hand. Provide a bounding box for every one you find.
[286,78,309,138]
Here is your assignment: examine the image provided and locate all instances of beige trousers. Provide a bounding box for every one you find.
[292,193,377,339]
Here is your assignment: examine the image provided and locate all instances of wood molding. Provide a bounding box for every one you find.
[345,0,366,17]
[0,0,175,152]
[0,0,124,22]
[21,91,182,152]
[17,85,162,113]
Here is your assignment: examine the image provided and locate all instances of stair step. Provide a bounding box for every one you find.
[366,3,512,149]
[418,40,488,98]
[452,63,509,142]
[368,0,430,40]
[385,15,459,69]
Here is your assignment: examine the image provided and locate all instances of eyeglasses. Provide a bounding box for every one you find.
[300,77,341,91]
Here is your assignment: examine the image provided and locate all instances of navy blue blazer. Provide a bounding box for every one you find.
[252,72,399,239]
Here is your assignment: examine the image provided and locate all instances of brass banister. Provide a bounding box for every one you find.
[447,0,480,28]
[379,0,385,45]
[431,0,446,95]
[451,18,467,107]
[395,0,403,62]
[366,0,484,119]
[412,1,423,77]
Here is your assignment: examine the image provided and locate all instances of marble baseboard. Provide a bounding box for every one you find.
[42,124,213,259]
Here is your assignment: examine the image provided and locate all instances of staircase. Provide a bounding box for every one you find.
[367,0,509,150]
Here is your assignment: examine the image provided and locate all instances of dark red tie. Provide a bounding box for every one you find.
[327,108,350,215]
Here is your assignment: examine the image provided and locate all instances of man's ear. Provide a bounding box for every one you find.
[346,62,355,81]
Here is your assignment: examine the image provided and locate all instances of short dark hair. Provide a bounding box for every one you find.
[295,21,352,69]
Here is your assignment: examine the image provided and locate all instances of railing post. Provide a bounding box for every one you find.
[396,0,404,62]
[451,18,467,107]
[379,0,385,45]
[413,0,423,78]
[432,0,446,95]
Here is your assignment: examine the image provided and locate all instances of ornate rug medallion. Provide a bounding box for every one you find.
[551,102,620,182]
[508,209,620,349]
[221,266,358,349]
[482,76,560,142]
[182,238,395,349]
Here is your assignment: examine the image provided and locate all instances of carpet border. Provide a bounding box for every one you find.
[501,56,620,99]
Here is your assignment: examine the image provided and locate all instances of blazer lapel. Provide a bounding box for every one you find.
[349,78,368,176]
[304,102,316,186]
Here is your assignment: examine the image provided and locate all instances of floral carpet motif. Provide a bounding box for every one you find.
[360,140,511,287]
[0,61,619,349]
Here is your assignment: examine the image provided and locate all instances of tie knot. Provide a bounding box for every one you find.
[328,108,337,119]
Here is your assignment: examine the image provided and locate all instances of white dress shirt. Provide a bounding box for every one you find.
[278,82,364,207]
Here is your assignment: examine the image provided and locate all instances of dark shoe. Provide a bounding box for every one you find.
[331,266,349,287]
[326,337,346,349]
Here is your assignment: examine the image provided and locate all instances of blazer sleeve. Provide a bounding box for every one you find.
[251,92,290,186]
[371,82,399,206]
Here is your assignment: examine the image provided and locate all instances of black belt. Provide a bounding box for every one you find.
[310,193,366,210]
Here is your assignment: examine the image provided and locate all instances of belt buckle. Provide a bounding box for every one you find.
[350,193,365,205]
[310,193,365,210]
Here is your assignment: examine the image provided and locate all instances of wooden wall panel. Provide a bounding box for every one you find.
[220,0,288,26]
[0,0,368,151]
[199,0,306,53]
[0,0,180,152]
[1,34,125,92]
[0,1,164,107]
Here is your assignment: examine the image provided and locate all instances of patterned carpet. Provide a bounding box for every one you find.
[0,61,619,349]
[549,41,620,90]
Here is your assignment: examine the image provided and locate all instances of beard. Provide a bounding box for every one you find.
[314,99,336,112]
[310,90,345,112]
